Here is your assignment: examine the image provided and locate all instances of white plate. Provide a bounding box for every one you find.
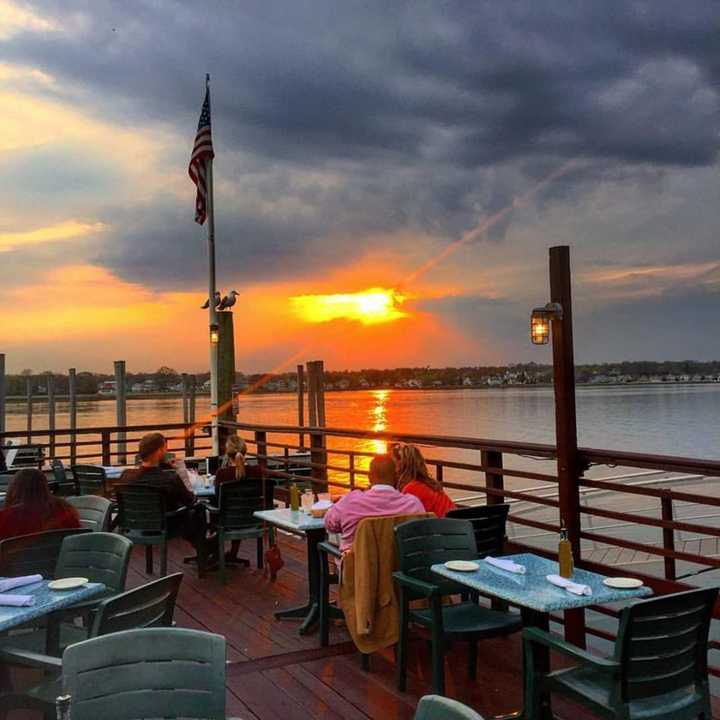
[444,560,480,572]
[48,577,89,591]
[603,577,643,589]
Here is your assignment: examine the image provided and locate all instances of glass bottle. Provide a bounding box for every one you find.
[289,483,300,512]
[558,525,574,579]
[56,695,72,720]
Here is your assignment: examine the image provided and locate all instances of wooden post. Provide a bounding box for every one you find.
[114,361,127,465]
[181,373,190,456]
[307,361,327,490]
[101,430,111,466]
[661,493,677,581]
[217,312,236,454]
[188,375,196,456]
[297,364,305,449]
[0,354,5,436]
[549,245,585,648]
[482,450,504,505]
[68,368,77,466]
[26,375,33,445]
[47,372,56,459]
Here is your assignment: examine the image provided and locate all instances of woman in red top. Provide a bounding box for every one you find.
[0,468,81,540]
[392,443,456,518]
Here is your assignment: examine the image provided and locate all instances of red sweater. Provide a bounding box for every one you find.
[401,480,456,518]
[0,501,81,540]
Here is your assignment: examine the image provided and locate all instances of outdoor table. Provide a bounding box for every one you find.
[101,465,133,480]
[0,579,106,656]
[254,508,337,635]
[431,552,652,719]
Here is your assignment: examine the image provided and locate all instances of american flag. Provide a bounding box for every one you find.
[188,81,214,225]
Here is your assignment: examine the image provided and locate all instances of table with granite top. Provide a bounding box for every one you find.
[254,508,337,635]
[432,553,652,719]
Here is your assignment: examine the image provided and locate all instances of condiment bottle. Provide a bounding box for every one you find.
[558,525,574,578]
[289,483,300,512]
[56,695,72,720]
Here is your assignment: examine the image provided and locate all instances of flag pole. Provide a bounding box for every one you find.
[205,73,220,457]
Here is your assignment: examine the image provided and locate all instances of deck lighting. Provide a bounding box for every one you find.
[530,303,563,345]
[209,323,220,344]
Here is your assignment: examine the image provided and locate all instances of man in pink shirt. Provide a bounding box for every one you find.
[325,454,424,552]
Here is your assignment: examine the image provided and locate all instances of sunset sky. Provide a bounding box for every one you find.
[2,1,719,374]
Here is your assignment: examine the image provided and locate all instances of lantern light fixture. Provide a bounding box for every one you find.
[530,302,563,345]
[209,323,220,344]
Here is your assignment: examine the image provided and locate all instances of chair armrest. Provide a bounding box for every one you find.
[206,505,219,515]
[318,541,342,559]
[392,571,441,597]
[0,646,62,671]
[523,627,619,673]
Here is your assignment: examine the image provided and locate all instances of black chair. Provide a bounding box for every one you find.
[208,479,265,584]
[446,503,510,558]
[70,465,108,497]
[524,587,718,720]
[393,518,522,695]
[0,471,15,494]
[66,495,113,532]
[0,528,90,579]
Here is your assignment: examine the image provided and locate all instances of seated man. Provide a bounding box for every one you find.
[118,432,213,569]
[324,454,424,553]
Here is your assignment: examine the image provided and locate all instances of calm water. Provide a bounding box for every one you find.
[5,384,719,472]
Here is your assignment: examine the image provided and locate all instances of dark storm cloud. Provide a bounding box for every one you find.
[5,0,720,287]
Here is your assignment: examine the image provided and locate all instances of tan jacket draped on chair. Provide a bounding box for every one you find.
[339,512,432,654]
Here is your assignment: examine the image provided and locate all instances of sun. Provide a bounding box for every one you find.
[291,287,408,325]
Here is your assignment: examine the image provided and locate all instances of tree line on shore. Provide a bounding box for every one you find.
[5,360,720,397]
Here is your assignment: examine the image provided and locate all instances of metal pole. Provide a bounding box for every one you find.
[68,368,77,466]
[114,361,127,465]
[205,74,219,458]
[47,372,55,459]
[549,245,585,647]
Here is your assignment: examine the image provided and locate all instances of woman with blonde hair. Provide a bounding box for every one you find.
[392,443,455,518]
[214,434,249,563]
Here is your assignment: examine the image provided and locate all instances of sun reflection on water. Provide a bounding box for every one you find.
[352,389,391,487]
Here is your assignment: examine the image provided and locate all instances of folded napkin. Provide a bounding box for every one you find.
[485,556,526,574]
[546,574,592,596]
[0,594,35,607]
[0,575,43,593]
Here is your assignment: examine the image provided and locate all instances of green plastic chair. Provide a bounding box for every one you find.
[415,695,485,720]
[445,504,510,558]
[523,586,718,720]
[0,574,185,717]
[71,464,109,497]
[208,479,265,584]
[393,518,522,695]
[60,628,226,720]
[0,528,90,578]
[66,494,113,531]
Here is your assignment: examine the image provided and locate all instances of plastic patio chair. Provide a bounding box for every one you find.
[0,528,90,579]
[415,695,485,720]
[66,494,113,531]
[207,478,265,583]
[523,586,718,720]
[0,574,185,717]
[59,627,226,720]
[70,464,109,497]
[446,503,510,558]
[393,517,522,695]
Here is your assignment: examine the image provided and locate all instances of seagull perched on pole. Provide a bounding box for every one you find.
[218,290,239,311]
[201,291,221,309]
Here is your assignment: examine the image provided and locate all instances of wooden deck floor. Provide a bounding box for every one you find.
[7,533,720,719]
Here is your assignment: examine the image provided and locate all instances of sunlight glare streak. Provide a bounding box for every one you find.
[291,288,407,325]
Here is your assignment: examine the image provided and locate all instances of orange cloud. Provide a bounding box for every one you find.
[0,220,105,252]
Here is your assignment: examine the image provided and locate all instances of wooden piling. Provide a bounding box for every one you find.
[217,312,236,454]
[114,361,127,465]
[549,245,585,648]
[47,372,56,459]
[26,375,33,445]
[0,354,5,436]
[68,368,77,466]
[306,361,327,489]
[188,375,196,456]
[297,364,305,449]
[181,373,190,456]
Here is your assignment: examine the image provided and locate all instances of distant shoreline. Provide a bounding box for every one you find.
[4,379,719,404]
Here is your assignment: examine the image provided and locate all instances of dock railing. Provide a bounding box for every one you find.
[2,419,720,676]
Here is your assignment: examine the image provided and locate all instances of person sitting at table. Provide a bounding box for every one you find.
[392,443,456,518]
[324,454,424,553]
[0,468,80,540]
[219,434,246,471]
[118,432,214,569]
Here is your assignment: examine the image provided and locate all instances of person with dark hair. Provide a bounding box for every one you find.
[118,433,214,570]
[324,454,424,553]
[0,468,80,540]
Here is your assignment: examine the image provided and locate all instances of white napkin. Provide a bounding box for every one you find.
[0,594,35,607]
[547,574,592,596]
[0,575,43,593]
[485,556,526,574]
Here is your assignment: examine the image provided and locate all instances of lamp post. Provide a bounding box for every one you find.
[530,245,585,647]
